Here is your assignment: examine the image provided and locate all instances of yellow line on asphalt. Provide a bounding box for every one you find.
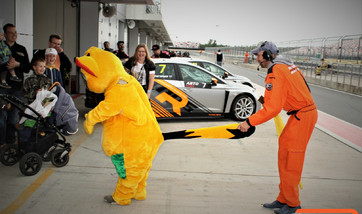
[0,168,55,214]
[0,130,92,214]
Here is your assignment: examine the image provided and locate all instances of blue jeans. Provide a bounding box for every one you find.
[0,88,22,145]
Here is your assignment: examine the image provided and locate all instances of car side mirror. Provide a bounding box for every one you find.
[211,78,218,86]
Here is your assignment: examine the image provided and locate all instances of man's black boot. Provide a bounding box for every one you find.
[263,200,286,209]
[274,204,301,214]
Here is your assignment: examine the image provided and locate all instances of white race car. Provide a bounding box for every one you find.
[151,58,259,121]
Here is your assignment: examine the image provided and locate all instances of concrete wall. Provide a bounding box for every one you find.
[0,0,15,26]
[33,0,77,91]
[78,1,99,93]
[128,27,140,56]
[0,0,33,61]
[98,4,127,51]
[33,0,77,59]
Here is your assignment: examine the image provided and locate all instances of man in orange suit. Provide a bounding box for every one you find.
[238,41,318,214]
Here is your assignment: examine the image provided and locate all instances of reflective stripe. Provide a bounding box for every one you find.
[288,64,300,74]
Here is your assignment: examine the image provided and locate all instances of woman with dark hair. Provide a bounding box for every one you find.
[124,44,155,99]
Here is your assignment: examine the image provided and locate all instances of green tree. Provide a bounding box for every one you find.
[199,39,227,48]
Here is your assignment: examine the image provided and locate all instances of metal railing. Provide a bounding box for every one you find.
[276,35,362,64]
[294,61,361,94]
[202,34,362,94]
[204,34,362,63]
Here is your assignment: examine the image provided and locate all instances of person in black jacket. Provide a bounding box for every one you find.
[216,49,223,66]
[113,41,129,62]
[124,44,156,99]
[151,44,170,58]
[0,23,31,147]
[33,34,72,88]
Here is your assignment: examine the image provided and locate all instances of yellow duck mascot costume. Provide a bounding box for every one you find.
[76,47,164,205]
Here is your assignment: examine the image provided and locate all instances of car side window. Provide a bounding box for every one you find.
[155,63,177,80]
[191,61,205,69]
[179,64,212,83]
[204,62,225,76]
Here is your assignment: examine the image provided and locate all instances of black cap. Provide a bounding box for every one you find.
[152,44,160,51]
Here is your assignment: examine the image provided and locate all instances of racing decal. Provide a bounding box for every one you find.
[158,64,167,73]
[155,64,174,79]
[208,113,222,117]
[154,79,189,116]
[266,83,273,91]
[150,99,174,118]
[185,81,211,88]
[152,79,213,118]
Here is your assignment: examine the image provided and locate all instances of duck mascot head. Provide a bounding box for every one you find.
[76,47,163,205]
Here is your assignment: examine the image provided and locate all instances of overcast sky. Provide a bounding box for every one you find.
[161,0,362,46]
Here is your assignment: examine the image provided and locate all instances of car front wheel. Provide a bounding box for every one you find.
[230,94,256,121]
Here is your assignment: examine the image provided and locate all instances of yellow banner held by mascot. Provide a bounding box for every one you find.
[76,47,164,205]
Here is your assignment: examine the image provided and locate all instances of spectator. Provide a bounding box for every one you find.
[182,51,190,57]
[113,41,129,62]
[216,49,223,66]
[23,57,52,103]
[44,48,63,86]
[151,44,170,58]
[33,34,72,88]
[0,23,31,147]
[169,51,176,57]
[103,41,113,52]
[1,29,21,89]
[124,44,156,99]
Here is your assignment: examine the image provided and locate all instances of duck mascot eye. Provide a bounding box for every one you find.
[76,47,164,205]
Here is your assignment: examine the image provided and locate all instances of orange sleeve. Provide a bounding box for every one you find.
[248,65,288,126]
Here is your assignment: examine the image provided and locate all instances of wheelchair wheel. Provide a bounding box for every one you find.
[19,152,43,176]
[0,144,20,166]
[51,149,69,167]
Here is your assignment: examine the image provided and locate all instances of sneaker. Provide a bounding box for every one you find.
[0,82,11,89]
[104,195,117,204]
[274,204,301,214]
[263,200,286,209]
[10,76,22,82]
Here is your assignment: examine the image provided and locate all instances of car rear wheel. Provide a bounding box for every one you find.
[230,94,256,121]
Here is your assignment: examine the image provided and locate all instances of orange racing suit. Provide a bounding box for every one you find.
[247,63,318,207]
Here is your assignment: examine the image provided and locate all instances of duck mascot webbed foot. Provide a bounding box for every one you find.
[76,47,163,205]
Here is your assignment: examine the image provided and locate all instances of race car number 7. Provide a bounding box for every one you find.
[159,64,166,74]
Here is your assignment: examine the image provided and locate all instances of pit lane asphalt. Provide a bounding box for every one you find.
[1,85,361,214]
